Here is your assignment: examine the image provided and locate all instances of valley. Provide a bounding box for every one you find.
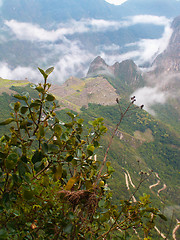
[0,1,180,238]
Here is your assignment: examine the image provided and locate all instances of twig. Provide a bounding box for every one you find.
[94,100,134,186]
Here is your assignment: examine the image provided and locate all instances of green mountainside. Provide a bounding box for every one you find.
[0,70,179,238]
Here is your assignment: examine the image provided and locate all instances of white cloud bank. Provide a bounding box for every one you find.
[1,15,173,86]
[0,38,94,83]
[4,19,124,42]
[105,0,128,5]
[133,87,167,115]
[100,15,172,66]
[5,15,171,43]
[0,62,40,81]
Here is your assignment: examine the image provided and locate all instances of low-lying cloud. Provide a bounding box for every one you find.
[0,62,40,82]
[0,38,94,83]
[1,15,173,86]
[4,15,171,43]
[133,87,168,115]
[4,19,124,42]
[105,0,128,5]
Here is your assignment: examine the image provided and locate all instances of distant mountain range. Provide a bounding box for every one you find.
[1,0,180,23]
[0,0,180,84]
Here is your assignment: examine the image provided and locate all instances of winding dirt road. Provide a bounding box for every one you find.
[123,169,173,239]
[157,184,167,197]
[172,219,180,240]
[149,179,160,190]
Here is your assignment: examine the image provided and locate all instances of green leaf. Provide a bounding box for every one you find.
[48,144,59,153]
[23,189,34,200]
[34,161,44,171]
[107,165,115,174]
[21,106,28,114]
[31,150,44,164]
[6,153,18,170]
[54,124,62,137]
[98,199,105,208]
[87,144,95,156]
[18,161,27,177]
[67,112,76,119]
[97,117,104,123]
[42,143,48,153]
[14,101,21,112]
[38,67,48,79]
[2,192,10,208]
[0,229,8,239]
[45,66,54,76]
[0,118,14,126]
[39,125,45,138]
[100,126,107,133]
[77,118,84,124]
[65,155,74,162]
[158,213,167,221]
[36,86,45,93]
[46,94,55,101]
[22,91,30,99]
[14,94,27,101]
[64,123,73,128]
[93,141,99,148]
[65,177,78,190]
[53,164,62,181]
[30,101,41,108]
[64,223,73,234]
[8,153,18,163]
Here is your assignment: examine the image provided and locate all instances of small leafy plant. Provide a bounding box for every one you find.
[0,67,166,239]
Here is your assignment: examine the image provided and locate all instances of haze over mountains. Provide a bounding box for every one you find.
[0,0,179,83]
[0,2,180,237]
[0,0,180,117]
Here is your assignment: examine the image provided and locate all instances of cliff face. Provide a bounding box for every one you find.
[152,16,180,73]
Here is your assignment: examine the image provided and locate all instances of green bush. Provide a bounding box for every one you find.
[0,67,166,239]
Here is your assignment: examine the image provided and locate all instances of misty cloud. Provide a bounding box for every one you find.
[133,87,167,114]
[105,0,128,5]
[0,62,40,81]
[1,14,173,85]
[130,25,172,65]
[128,15,171,26]
[0,37,94,83]
[5,15,171,43]
[4,19,123,42]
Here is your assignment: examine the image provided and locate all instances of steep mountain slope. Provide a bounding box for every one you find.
[49,75,119,112]
[152,15,180,73]
[138,15,180,133]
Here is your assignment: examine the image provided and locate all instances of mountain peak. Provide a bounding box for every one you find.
[87,56,113,77]
[86,56,144,95]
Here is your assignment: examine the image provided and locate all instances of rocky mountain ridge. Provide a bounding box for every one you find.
[152,15,180,73]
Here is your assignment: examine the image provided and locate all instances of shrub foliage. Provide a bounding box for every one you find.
[0,68,166,239]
